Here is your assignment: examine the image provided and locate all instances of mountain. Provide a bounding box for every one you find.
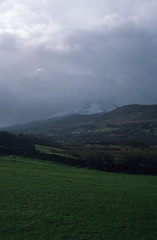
[48,101,117,119]
[1,104,157,144]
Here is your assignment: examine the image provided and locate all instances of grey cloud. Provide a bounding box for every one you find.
[64,27,157,102]
[0,0,157,126]
[0,32,19,52]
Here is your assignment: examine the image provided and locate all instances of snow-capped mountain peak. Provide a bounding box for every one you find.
[75,101,116,115]
[48,101,117,120]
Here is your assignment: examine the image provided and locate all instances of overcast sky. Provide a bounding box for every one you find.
[0,0,157,126]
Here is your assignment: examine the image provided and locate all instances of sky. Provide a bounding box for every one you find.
[0,0,157,126]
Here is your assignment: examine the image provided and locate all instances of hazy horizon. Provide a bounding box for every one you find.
[1,0,157,127]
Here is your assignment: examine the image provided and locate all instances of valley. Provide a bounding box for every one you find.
[0,103,157,240]
[1,1,157,239]
[1,103,157,174]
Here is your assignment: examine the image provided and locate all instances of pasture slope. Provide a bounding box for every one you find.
[0,155,157,240]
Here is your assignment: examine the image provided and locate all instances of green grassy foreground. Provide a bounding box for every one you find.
[0,155,157,240]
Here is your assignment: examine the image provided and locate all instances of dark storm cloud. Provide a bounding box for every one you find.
[0,0,157,126]
[61,27,157,104]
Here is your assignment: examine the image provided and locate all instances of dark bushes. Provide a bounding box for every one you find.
[84,151,157,174]
[0,131,35,151]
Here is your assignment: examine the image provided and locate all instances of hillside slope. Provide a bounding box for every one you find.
[98,104,157,124]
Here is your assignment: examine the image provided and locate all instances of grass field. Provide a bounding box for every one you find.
[35,144,64,154]
[35,144,74,158]
[0,155,157,240]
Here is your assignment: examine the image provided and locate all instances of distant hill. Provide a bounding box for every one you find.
[93,104,157,144]
[98,104,157,124]
[1,104,157,144]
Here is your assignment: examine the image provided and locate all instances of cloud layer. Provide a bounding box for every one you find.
[0,0,157,126]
